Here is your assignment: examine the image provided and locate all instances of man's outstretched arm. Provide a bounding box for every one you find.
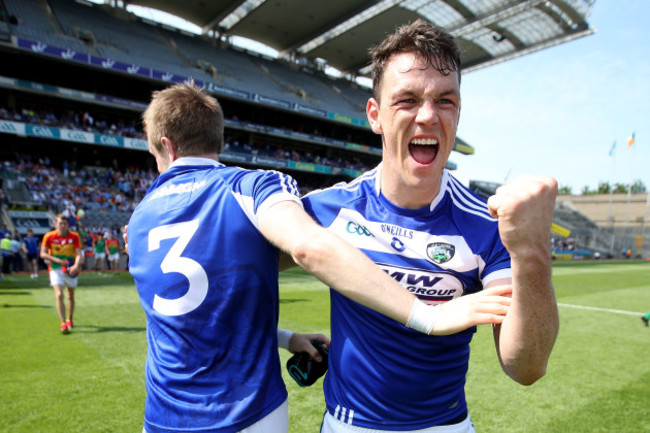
[260,200,512,335]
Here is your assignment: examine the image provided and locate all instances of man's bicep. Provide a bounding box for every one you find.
[258,200,315,255]
[484,277,512,290]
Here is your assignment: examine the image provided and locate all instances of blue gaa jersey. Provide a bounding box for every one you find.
[302,165,512,430]
[128,157,300,433]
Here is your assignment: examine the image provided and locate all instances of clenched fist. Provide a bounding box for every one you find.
[487,176,557,257]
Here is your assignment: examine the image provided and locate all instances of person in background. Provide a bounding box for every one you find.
[105,230,121,271]
[22,229,40,278]
[40,214,82,334]
[1,231,13,276]
[0,224,11,239]
[80,226,94,270]
[10,232,23,273]
[92,232,107,273]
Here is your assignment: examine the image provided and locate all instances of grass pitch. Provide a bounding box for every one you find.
[0,261,649,432]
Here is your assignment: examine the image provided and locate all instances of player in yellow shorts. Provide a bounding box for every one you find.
[40,214,82,334]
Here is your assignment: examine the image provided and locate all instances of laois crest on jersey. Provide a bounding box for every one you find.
[128,158,300,433]
[302,165,512,430]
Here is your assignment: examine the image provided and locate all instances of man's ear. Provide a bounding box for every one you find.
[366,98,382,135]
[160,137,178,165]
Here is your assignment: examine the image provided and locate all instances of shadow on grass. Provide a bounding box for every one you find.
[75,274,135,289]
[280,298,310,304]
[0,290,33,295]
[72,325,145,334]
[2,303,51,309]
[0,273,135,290]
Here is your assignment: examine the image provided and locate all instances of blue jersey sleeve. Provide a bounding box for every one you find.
[302,187,347,228]
[231,169,302,228]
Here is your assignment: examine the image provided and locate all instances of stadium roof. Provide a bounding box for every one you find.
[125,0,596,76]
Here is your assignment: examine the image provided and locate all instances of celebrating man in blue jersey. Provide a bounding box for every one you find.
[127,82,513,433]
[301,20,559,432]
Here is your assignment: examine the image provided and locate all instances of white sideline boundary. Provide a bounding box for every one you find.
[557,303,643,316]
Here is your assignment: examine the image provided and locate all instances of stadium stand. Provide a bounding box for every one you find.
[161,27,305,105]
[5,0,371,120]
[4,0,85,51]
[48,0,200,78]
[2,0,637,262]
[470,179,649,259]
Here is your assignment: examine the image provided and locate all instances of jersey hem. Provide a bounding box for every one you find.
[143,394,288,433]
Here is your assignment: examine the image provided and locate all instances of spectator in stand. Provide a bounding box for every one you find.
[0,224,11,239]
[22,229,40,278]
[76,207,85,223]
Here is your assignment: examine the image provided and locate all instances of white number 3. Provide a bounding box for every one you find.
[148,219,208,316]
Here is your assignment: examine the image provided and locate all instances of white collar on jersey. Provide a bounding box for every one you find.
[169,157,221,168]
[373,163,450,212]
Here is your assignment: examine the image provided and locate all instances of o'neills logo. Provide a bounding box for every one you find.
[426,242,455,265]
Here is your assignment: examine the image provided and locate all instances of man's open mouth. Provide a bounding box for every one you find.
[409,138,438,165]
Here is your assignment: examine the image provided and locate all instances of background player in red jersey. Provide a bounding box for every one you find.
[105,231,121,271]
[40,214,83,334]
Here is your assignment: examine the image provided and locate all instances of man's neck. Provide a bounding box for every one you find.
[379,170,442,209]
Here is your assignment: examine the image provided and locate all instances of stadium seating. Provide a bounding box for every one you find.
[49,0,198,78]
[159,28,286,100]
[4,0,86,52]
[4,0,371,121]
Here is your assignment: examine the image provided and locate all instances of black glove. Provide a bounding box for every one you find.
[286,339,329,387]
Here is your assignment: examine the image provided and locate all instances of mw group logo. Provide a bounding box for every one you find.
[379,263,463,305]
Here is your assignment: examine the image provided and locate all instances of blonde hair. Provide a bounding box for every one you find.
[142,81,225,156]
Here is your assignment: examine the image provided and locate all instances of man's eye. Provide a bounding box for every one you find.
[398,98,416,104]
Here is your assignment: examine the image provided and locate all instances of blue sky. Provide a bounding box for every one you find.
[454,0,650,193]
[124,0,648,193]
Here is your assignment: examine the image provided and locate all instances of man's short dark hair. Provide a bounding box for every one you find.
[369,19,461,100]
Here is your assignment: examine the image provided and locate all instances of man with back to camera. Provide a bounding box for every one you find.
[127,82,512,433]
[300,19,559,433]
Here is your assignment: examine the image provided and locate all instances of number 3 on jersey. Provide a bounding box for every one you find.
[148,219,208,316]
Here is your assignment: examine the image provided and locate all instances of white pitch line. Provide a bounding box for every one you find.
[557,303,644,316]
